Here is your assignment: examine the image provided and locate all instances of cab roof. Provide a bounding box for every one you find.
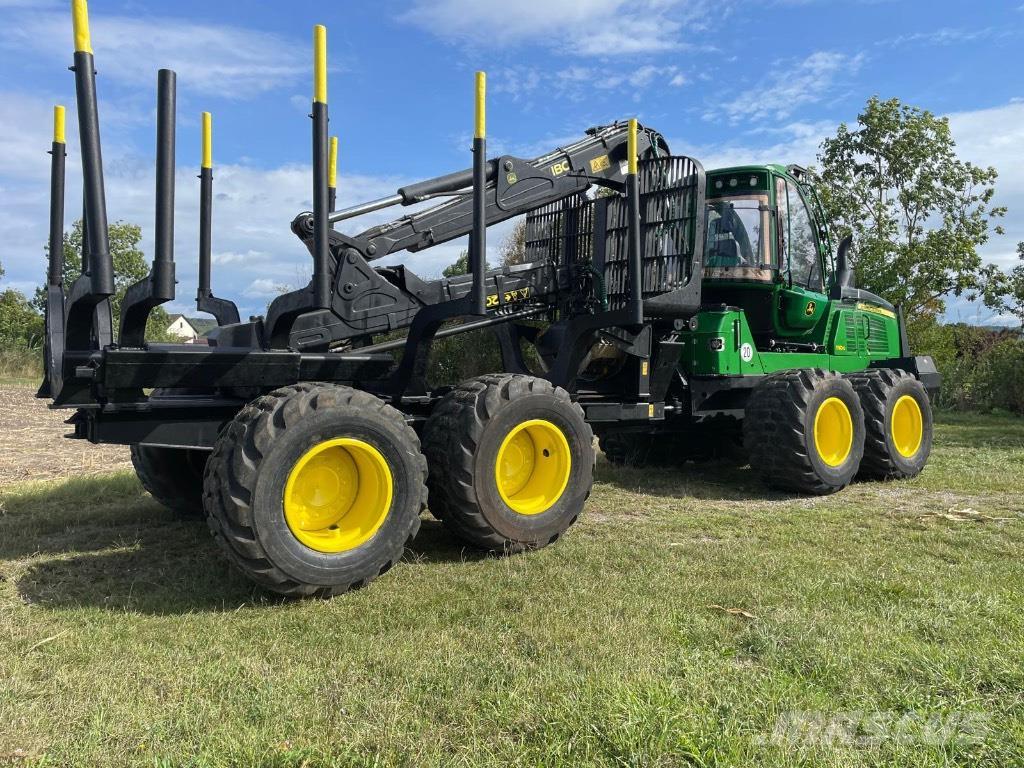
[708,163,789,176]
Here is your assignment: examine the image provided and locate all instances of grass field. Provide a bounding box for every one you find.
[0,407,1022,767]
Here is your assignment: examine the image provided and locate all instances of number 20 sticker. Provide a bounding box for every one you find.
[740,343,754,363]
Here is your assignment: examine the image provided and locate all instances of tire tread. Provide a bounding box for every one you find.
[744,368,861,495]
[203,384,427,597]
[846,368,930,480]
[423,374,591,552]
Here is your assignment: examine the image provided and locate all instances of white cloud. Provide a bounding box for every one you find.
[711,51,865,125]
[1,12,306,99]
[212,250,272,266]
[400,0,717,56]
[947,100,1024,272]
[881,27,1000,47]
[673,120,835,173]
[491,63,686,106]
[243,278,288,299]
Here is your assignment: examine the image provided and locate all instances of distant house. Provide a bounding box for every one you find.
[166,315,219,344]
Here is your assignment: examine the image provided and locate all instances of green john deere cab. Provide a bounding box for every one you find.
[600,163,940,495]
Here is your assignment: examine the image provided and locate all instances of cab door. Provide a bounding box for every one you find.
[775,176,828,333]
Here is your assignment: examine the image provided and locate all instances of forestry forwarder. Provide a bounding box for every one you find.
[38,3,940,596]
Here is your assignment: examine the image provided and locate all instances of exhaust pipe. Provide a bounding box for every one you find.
[829,234,854,299]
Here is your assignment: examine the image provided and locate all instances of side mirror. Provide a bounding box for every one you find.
[830,234,854,299]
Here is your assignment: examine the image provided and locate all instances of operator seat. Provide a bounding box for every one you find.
[706,238,742,268]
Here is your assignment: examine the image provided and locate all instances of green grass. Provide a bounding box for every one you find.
[0,351,42,383]
[1,415,1022,767]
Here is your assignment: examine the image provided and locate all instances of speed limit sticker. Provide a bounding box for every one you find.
[740,343,754,363]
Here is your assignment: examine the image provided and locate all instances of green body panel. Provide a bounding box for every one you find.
[683,309,764,376]
[681,164,904,382]
[779,285,827,330]
[680,301,902,379]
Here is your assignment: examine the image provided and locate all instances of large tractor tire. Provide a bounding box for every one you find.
[422,374,593,552]
[744,369,865,495]
[131,444,208,517]
[203,383,427,597]
[847,369,933,480]
[130,388,210,517]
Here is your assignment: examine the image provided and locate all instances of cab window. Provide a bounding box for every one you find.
[704,195,772,282]
[782,179,823,292]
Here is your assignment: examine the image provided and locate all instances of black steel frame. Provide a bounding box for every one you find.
[41,35,710,450]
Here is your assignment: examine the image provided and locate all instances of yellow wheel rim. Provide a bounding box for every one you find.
[813,397,854,468]
[891,395,924,458]
[283,438,393,553]
[495,419,571,516]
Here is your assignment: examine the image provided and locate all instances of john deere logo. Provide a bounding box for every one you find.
[805,301,817,316]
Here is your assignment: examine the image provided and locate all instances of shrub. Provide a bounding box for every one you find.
[912,320,1024,414]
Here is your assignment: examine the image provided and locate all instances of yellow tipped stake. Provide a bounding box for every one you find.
[625,117,643,323]
[201,111,213,170]
[72,0,92,54]
[627,117,639,176]
[328,135,339,216]
[44,102,69,393]
[328,136,339,189]
[53,105,66,144]
[70,0,115,305]
[314,24,327,105]
[47,105,68,292]
[311,24,331,309]
[469,71,488,314]
[196,111,241,326]
[475,71,486,140]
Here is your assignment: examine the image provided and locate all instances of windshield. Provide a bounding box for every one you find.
[704,195,773,282]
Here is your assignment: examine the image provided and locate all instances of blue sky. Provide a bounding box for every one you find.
[0,0,1022,322]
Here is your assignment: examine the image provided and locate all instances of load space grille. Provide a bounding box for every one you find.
[843,313,890,355]
[525,156,704,310]
[844,315,866,355]
[866,314,890,353]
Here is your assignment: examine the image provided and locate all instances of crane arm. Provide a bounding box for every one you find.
[292,121,669,260]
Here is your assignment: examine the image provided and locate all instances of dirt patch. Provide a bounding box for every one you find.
[0,384,131,489]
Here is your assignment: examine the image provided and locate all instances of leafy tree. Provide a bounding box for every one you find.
[0,289,44,349]
[442,249,492,278]
[816,97,1007,326]
[1008,242,1024,327]
[34,219,173,341]
[501,219,528,267]
[429,250,501,384]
